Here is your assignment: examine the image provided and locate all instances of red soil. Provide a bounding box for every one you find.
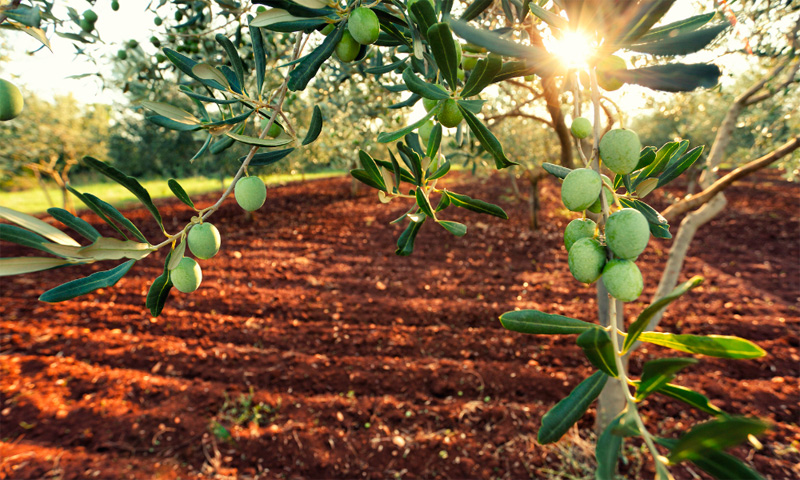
[1,171,798,479]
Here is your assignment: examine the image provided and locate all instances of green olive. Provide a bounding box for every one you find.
[348,7,380,45]
[0,79,24,121]
[187,223,221,260]
[235,176,267,212]
[561,168,602,212]
[171,257,202,293]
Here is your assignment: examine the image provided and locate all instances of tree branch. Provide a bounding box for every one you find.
[662,135,800,222]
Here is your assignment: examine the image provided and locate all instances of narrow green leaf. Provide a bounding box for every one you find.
[249,24,267,97]
[47,208,100,242]
[460,0,495,22]
[576,328,619,377]
[376,158,415,184]
[146,251,173,317]
[438,220,466,237]
[617,0,678,45]
[460,54,502,98]
[426,123,444,159]
[667,417,769,463]
[444,190,508,219]
[638,332,766,359]
[202,109,254,128]
[596,414,623,480]
[633,146,658,171]
[287,22,344,91]
[179,86,238,105]
[635,13,715,44]
[350,169,385,191]
[415,188,435,218]
[140,101,200,125]
[499,310,594,335]
[244,148,295,166]
[146,270,172,317]
[213,33,245,86]
[617,63,721,93]
[632,141,679,188]
[408,0,437,38]
[655,383,727,417]
[84,194,148,244]
[396,214,426,256]
[66,185,128,240]
[457,104,516,169]
[491,60,540,83]
[657,145,704,188]
[226,131,293,147]
[427,23,460,90]
[0,224,63,257]
[77,237,152,262]
[39,259,136,303]
[457,98,485,114]
[631,24,728,56]
[360,151,387,190]
[147,115,203,132]
[167,179,195,208]
[0,206,80,247]
[636,357,698,401]
[428,157,450,180]
[538,371,608,444]
[623,276,704,354]
[656,437,764,480]
[528,3,568,30]
[542,162,571,179]
[190,135,213,162]
[302,105,323,145]
[402,68,450,99]
[82,157,163,231]
[0,257,76,277]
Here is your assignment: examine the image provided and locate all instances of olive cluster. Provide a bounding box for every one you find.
[325,7,381,63]
[170,176,267,293]
[562,123,649,302]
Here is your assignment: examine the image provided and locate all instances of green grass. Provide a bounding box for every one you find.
[0,170,346,215]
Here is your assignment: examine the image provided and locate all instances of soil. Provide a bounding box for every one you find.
[1,170,798,480]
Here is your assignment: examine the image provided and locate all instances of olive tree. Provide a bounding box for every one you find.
[0,0,781,478]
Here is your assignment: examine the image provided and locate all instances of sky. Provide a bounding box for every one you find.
[2,0,756,113]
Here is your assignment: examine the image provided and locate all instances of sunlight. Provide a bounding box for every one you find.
[547,31,595,70]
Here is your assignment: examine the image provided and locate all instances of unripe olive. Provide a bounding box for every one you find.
[418,120,434,144]
[348,7,380,45]
[568,238,606,284]
[188,223,221,260]
[171,257,202,293]
[117,50,128,60]
[564,218,596,252]
[463,56,478,70]
[80,19,94,32]
[454,42,463,67]
[587,175,614,214]
[83,9,98,24]
[335,30,360,62]
[602,259,643,302]
[597,55,626,91]
[320,23,335,35]
[150,36,161,47]
[599,128,641,175]
[605,208,649,260]
[422,97,438,112]
[111,1,119,12]
[561,168,602,212]
[436,99,462,128]
[154,16,163,26]
[0,79,24,121]
[128,39,139,49]
[457,68,465,82]
[235,176,267,212]
[570,117,592,139]
[260,118,283,138]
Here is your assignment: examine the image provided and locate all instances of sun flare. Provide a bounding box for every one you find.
[547,31,595,69]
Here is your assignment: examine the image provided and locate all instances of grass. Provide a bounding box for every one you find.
[0,170,346,215]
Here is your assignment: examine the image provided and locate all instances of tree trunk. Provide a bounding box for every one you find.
[528,178,539,230]
[508,169,521,201]
[542,76,575,169]
[595,281,627,433]
[32,168,55,208]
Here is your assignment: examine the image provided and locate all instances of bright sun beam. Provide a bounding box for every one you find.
[547,31,595,69]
